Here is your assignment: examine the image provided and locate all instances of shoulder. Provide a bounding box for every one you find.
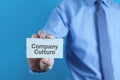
[53,0,84,23]
[56,0,83,10]
[110,1,120,10]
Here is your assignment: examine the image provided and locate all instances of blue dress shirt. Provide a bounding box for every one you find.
[43,0,120,80]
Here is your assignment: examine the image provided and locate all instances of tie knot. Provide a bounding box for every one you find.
[95,0,102,5]
[95,0,103,8]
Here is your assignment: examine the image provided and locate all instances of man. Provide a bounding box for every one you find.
[28,0,120,80]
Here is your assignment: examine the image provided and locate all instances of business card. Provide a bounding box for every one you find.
[26,38,63,58]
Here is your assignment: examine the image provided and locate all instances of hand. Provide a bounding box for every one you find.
[28,30,54,72]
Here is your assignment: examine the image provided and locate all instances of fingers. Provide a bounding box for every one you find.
[32,30,46,38]
[32,30,54,39]
[38,30,54,39]
[32,34,39,38]
[46,34,54,39]
[38,30,46,38]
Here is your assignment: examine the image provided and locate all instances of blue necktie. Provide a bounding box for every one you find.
[95,0,114,80]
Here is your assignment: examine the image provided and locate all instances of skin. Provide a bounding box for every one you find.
[27,30,54,72]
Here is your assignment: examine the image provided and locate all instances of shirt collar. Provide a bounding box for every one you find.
[84,0,113,7]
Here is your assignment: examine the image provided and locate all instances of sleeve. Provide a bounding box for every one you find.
[29,69,41,74]
[43,3,69,38]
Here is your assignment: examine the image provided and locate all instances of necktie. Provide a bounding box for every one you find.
[95,0,114,80]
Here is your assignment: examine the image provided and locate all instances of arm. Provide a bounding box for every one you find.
[28,1,69,72]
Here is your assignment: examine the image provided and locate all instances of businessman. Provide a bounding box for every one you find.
[28,0,120,80]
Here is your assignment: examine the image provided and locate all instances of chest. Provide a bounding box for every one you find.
[68,6,120,48]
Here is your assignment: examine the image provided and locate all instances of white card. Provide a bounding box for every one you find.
[26,38,63,58]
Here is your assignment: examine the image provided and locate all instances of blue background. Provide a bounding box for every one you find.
[0,0,120,80]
